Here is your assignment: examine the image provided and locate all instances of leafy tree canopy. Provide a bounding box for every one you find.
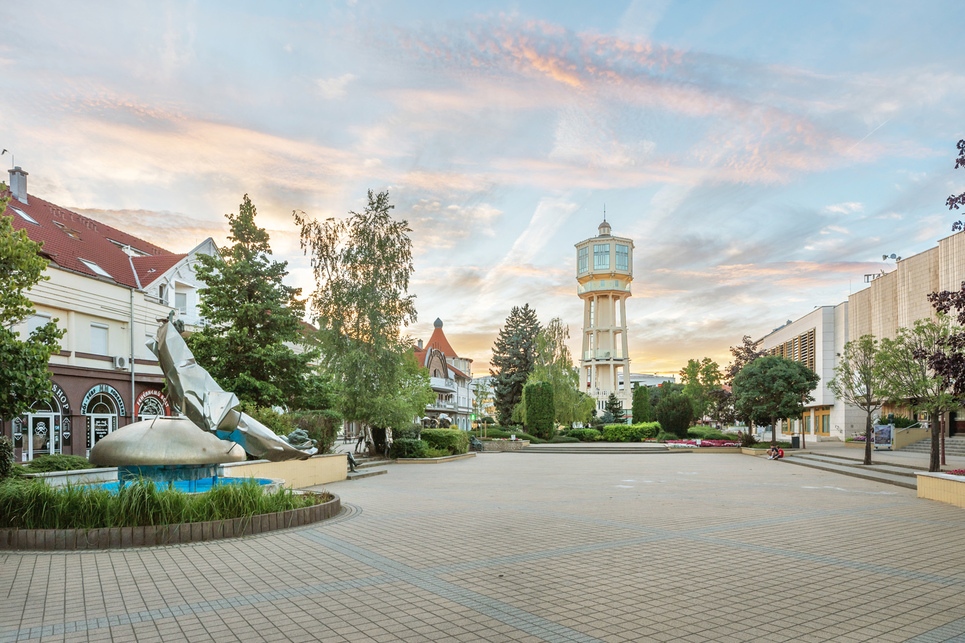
[732,356,819,446]
[679,357,722,420]
[295,190,432,433]
[725,335,765,384]
[188,194,315,409]
[878,318,956,472]
[828,335,887,464]
[0,185,65,421]
[527,317,589,427]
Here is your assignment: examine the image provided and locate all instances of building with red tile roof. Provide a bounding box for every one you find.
[1,166,217,462]
[413,318,474,431]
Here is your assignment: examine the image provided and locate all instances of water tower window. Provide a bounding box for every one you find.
[593,244,610,270]
[616,245,629,270]
[578,246,588,273]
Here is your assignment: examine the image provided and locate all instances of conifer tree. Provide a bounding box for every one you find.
[188,195,315,409]
[632,385,652,423]
[605,392,624,422]
[490,304,540,425]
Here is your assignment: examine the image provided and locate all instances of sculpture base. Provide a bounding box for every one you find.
[118,464,220,493]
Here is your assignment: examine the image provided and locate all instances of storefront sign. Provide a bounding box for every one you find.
[50,382,71,415]
[873,424,893,450]
[134,389,171,417]
[80,384,126,416]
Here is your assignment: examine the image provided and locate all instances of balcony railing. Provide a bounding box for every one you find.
[429,377,456,392]
[578,280,631,295]
[583,349,624,361]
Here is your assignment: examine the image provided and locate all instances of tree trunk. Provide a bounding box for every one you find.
[770,416,777,447]
[863,411,872,466]
[929,410,941,473]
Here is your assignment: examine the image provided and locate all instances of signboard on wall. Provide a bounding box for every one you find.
[80,384,126,417]
[134,390,171,418]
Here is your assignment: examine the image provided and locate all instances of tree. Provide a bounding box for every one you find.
[523,381,555,439]
[0,185,65,423]
[632,386,652,423]
[649,382,684,409]
[878,318,956,472]
[655,392,693,438]
[490,304,540,425]
[188,195,315,409]
[707,388,736,429]
[725,335,766,384]
[604,392,624,422]
[295,190,434,452]
[679,357,722,421]
[732,356,819,448]
[828,335,887,465]
[528,317,587,427]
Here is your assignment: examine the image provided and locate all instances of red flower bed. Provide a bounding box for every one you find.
[946,469,965,476]
[665,439,740,448]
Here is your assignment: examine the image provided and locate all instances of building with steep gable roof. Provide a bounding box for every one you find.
[413,318,474,430]
[1,166,217,461]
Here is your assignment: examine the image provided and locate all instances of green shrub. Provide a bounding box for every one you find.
[22,454,95,473]
[479,427,544,443]
[394,423,422,441]
[421,429,469,455]
[549,435,580,443]
[687,426,731,440]
[239,403,296,436]
[602,422,661,442]
[0,479,331,530]
[632,386,652,423]
[290,409,341,454]
[891,416,917,428]
[568,428,601,442]
[0,437,13,480]
[423,447,450,458]
[655,430,678,442]
[390,438,428,459]
[655,393,693,438]
[738,432,759,447]
[523,381,555,440]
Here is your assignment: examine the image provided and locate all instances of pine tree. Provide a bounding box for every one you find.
[490,304,540,425]
[188,195,315,409]
[605,392,624,422]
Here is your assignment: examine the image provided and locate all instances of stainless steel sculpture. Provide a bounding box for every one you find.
[148,318,316,461]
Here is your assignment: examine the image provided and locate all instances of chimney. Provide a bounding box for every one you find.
[417,339,423,349]
[8,166,28,204]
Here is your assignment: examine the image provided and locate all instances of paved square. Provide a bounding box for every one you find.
[2,452,965,642]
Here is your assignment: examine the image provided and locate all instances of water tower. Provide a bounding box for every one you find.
[575,218,634,417]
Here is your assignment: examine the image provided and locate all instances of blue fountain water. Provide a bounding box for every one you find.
[90,476,274,494]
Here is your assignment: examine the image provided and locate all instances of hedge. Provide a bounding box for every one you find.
[523,381,555,440]
[602,422,661,442]
[567,428,601,442]
[420,429,469,455]
[390,438,428,459]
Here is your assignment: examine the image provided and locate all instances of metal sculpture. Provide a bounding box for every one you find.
[148,317,315,462]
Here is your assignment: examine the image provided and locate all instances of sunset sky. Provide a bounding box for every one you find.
[2,1,963,375]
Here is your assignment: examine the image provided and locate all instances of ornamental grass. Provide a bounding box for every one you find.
[0,478,330,530]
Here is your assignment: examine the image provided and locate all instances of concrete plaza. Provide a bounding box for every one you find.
[2,452,965,643]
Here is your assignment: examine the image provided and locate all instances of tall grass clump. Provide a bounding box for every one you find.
[0,479,331,530]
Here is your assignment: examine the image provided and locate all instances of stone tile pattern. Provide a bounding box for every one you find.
[2,454,965,642]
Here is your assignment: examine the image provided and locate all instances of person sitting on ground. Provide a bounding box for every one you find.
[767,445,780,459]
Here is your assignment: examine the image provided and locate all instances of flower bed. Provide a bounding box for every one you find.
[665,439,740,448]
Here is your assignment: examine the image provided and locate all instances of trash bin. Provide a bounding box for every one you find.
[790,436,800,449]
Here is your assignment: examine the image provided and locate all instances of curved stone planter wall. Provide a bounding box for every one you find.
[480,440,529,452]
[0,495,340,551]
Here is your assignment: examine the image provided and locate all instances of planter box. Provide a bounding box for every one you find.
[917,472,965,508]
[0,494,340,551]
[480,440,529,452]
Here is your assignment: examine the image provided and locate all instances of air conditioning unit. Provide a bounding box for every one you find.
[112,355,129,370]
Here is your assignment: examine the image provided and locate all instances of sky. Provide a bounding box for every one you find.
[2,1,964,376]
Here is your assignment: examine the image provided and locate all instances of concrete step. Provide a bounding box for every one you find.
[346,469,387,480]
[791,453,918,478]
[780,455,917,489]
